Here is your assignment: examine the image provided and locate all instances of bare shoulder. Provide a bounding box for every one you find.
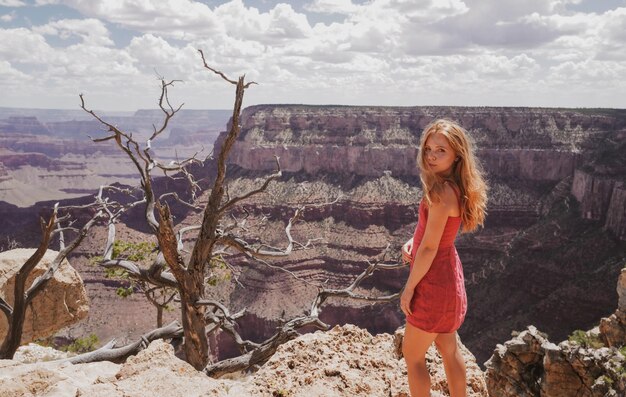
[441,182,459,208]
[429,183,458,216]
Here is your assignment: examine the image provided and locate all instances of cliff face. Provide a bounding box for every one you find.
[230,106,613,179]
[573,170,626,240]
[229,105,624,232]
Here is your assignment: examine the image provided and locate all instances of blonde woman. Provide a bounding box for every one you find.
[400,119,488,397]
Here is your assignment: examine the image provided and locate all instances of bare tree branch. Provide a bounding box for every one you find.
[218,156,282,214]
[204,315,327,378]
[65,321,183,364]
[159,192,202,211]
[25,209,103,305]
[1,204,103,359]
[196,300,255,352]
[100,258,179,290]
[0,298,12,321]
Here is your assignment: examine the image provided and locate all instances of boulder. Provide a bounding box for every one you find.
[0,248,89,344]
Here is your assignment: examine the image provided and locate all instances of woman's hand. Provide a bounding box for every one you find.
[400,285,414,316]
[401,238,413,264]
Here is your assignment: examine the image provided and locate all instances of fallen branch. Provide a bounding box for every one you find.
[64,321,183,364]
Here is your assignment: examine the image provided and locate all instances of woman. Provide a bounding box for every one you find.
[400,119,488,397]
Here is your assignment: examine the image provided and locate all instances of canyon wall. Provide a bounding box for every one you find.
[572,170,626,240]
[212,105,626,366]
[2,105,624,368]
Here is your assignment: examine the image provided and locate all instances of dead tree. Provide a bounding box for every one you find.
[62,244,402,377]
[80,51,404,372]
[0,204,102,359]
[80,52,270,369]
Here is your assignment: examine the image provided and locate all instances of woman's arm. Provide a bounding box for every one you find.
[400,185,457,315]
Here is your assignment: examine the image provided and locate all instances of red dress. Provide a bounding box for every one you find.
[407,184,467,333]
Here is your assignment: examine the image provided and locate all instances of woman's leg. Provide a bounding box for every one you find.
[434,332,467,397]
[403,322,438,397]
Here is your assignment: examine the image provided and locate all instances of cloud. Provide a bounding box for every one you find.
[0,60,31,83]
[0,28,53,62]
[33,18,114,46]
[304,0,358,15]
[38,0,221,39]
[0,12,16,22]
[0,0,26,7]
[1,0,626,109]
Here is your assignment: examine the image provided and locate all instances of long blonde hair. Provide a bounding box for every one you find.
[417,119,488,233]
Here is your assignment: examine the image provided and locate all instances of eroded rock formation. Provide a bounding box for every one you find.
[485,268,626,397]
[0,248,89,344]
[2,105,625,369]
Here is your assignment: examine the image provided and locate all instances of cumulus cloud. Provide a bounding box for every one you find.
[304,0,358,15]
[0,12,16,22]
[0,28,53,62]
[33,18,114,46]
[0,0,26,6]
[0,60,31,83]
[39,0,221,39]
[1,0,625,109]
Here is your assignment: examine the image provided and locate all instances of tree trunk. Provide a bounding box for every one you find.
[180,276,208,370]
[0,302,24,358]
[157,306,163,328]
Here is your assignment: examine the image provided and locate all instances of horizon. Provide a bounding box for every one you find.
[2,104,626,113]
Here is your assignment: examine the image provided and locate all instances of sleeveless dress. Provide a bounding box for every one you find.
[407,183,467,333]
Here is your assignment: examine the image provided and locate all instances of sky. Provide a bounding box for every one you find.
[0,0,625,111]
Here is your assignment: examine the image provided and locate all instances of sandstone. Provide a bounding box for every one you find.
[485,270,626,397]
[250,324,487,397]
[0,248,89,344]
[0,324,488,397]
[599,268,626,347]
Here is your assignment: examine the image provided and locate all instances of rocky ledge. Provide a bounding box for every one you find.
[0,324,487,397]
[485,268,626,396]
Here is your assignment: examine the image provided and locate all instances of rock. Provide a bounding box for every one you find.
[0,324,488,397]
[0,350,120,396]
[484,326,551,397]
[80,340,233,397]
[250,324,487,397]
[485,270,626,397]
[599,268,626,347]
[572,170,626,239]
[0,248,89,344]
[12,342,73,363]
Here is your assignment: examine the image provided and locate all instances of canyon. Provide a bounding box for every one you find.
[0,105,624,370]
[0,107,230,206]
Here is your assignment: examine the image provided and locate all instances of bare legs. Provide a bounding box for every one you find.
[403,323,438,397]
[435,332,467,397]
[403,323,467,397]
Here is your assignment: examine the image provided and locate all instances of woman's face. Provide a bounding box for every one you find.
[423,132,456,177]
